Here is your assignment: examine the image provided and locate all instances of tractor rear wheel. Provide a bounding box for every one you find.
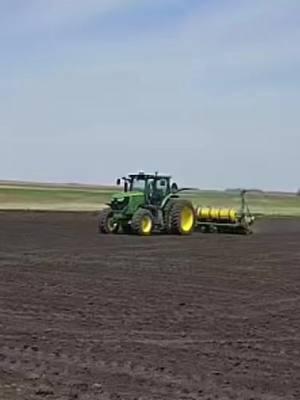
[131,209,154,236]
[98,208,118,234]
[163,199,176,233]
[169,200,195,235]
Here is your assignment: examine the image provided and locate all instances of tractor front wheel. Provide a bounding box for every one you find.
[98,208,119,234]
[131,209,154,236]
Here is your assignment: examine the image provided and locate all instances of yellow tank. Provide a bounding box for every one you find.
[196,207,238,223]
[199,207,211,219]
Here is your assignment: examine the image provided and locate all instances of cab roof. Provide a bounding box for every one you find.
[128,172,171,179]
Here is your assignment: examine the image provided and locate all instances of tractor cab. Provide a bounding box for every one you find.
[117,171,178,206]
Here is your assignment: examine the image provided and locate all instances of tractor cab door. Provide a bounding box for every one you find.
[149,178,169,205]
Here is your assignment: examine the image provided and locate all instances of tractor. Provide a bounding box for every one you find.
[98,172,195,236]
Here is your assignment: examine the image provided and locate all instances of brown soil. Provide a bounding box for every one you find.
[0,212,299,400]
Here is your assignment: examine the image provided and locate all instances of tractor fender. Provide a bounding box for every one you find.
[161,188,196,210]
[161,194,179,210]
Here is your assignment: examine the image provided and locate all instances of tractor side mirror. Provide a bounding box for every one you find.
[116,178,121,186]
[171,182,178,193]
[160,179,166,187]
[124,181,128,193]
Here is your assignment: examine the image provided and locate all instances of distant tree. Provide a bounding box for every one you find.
[297,189,300,196]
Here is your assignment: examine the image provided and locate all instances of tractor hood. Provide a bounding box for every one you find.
[110,191,145,213]
[111,192,144,202]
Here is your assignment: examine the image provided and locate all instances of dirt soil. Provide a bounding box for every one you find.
[0,212,299,400]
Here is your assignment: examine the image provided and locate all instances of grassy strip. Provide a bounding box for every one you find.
[0,185,300,216]
[182,191,300,217]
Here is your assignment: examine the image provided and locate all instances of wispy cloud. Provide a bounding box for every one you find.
[0,0,201,40]
[0,0,136,36]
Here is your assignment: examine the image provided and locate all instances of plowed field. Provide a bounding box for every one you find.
[0,212,299,400]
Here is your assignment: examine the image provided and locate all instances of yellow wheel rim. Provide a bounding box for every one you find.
[141,216,152,234]
[181,206,194,233]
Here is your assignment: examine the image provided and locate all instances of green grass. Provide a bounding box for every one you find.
[0,186,115,211]
[182,191,300,217]
[0,184,300,216]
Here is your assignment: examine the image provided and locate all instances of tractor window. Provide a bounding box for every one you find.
[147,178,168,205]
[156,179,168,196]
[131,177,146,192]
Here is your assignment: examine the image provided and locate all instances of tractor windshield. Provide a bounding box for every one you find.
[129,175,171,200]
[130,177,147,192]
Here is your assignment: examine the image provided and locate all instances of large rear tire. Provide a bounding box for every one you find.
[98,208,118,234]
[131,209,154,236]
[169,200,195,235]
[163,199,176,233]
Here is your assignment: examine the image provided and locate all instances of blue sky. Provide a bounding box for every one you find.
[1,0,300,190]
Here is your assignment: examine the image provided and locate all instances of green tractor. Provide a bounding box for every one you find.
[98,172,195,236]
